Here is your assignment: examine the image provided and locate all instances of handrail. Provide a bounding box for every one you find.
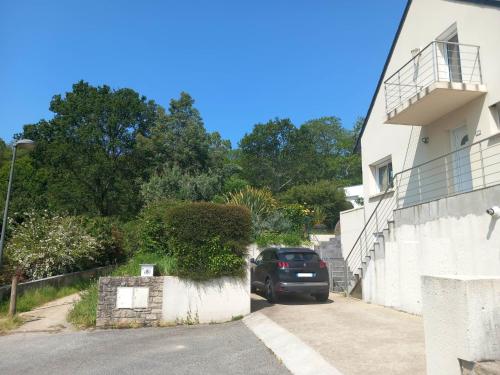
[345,131,500,274]
[383,41,481,84]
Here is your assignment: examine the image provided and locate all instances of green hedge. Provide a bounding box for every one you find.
[165,202,251,280]
[165,202,251,256]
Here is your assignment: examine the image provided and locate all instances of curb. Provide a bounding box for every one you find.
[243,312,344,375]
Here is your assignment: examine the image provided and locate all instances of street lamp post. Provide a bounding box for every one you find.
[0,139,35,268]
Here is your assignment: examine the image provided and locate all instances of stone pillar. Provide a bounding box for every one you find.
[421,276,500,375]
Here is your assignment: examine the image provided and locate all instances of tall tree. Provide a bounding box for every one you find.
[21,81,158,217]
[238,118,306,193]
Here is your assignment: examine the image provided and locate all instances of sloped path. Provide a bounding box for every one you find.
[14,293,80,334]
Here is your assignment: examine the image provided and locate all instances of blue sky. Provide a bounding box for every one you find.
[0,0,406,146]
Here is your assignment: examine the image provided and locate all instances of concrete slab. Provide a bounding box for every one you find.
[251,292,426,375]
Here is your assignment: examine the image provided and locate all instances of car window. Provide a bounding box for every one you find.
[279,252,319,262]
[262,251,274,261]
[255,254,263,263]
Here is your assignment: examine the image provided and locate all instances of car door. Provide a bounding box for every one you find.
[252,253,265,287]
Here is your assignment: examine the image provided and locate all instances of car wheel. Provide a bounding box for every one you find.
[265,278,276,303]
[314,292,329,302]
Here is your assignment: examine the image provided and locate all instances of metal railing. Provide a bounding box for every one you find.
[344,133,500,294]
[384,41,482,114]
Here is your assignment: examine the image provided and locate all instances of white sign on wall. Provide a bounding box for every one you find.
[116,287,149,308]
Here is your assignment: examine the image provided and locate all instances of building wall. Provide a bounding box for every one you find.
[361,0,500,219]
[339,206,366,259]
[362,184,500,315]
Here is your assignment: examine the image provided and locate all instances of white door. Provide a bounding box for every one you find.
[451,126,472,193]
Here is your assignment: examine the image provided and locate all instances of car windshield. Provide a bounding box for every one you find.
[279,252,319,262]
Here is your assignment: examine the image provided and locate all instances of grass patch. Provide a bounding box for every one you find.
[0,315,24,334]
[67,283,98,328]
[111,252,175,277]
[0,280,91,317]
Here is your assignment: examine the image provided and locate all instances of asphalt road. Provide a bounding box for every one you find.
[0,321,290,375]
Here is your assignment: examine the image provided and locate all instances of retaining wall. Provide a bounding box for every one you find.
[0,265,115,302]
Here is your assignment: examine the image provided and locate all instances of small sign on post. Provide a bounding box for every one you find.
[140,264,155,277]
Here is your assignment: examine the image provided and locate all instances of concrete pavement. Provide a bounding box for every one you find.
[0,321,290,375]
[250,292,426,375]
[14,292,80,333]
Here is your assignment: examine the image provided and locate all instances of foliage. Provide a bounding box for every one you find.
[20,81,158,218]
[165,202,252,256]
[0,316,23,334]
[237,117,362,193]
[5,212,120,280]
[79,216,127,265]
[169,236,246,280]
[163,202,251,280]
[279,180,353,229]
[224,187,276,220]
[255,232,306,248]
[111,252,176,277]
[312,206,327,226]
[141,164,224,203]
[67,283,98,328]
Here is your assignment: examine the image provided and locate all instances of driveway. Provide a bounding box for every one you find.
[0,321,289,375]
[250,293,426,375]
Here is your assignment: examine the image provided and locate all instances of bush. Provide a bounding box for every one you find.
[111,252,176,277]
[126,199,181,255]
[79,216,127,265]
[165,202,251,256]
[279,180,352,229]
[5,212,103,279]
[165,202,251,280]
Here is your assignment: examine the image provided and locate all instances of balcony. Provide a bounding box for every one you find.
[384,41,486,126]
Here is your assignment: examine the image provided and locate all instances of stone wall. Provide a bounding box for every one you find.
[96,276,163,328]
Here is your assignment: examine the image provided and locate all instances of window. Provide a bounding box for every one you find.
[279,252,319,262]
[376,161,393,192]
[262,250,277,261]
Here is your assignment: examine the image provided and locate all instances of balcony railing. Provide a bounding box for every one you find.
[384,41,483,115]
[344,132,500,295]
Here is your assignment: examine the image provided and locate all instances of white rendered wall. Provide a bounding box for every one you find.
[162,273,250,324]
[339,206,366,260]
[421,276,500,375]
[362,184,500,315]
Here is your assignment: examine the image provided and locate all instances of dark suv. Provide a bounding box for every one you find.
[250,247,330,303]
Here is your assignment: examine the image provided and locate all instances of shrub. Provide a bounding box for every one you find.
[224,187,276,220]
[67,283,98,328]
[111,252,176,277]
[165,202,251,280]
[279,180,353,229]
[165,202,251,256]
[130,199,181,255]
[5,211,103,279]
[79,216,127,265]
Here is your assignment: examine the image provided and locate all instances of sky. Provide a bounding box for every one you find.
[0,0,407,147]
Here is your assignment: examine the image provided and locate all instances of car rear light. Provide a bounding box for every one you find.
[319,260,327,269]
[277,261,289,269]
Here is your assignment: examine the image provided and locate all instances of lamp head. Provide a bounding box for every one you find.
[15,139,35,150]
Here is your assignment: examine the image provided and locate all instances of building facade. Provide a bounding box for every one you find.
[340,0,500,314]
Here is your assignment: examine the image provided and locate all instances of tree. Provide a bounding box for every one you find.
[238,118,307,193]
[299,116,362,185]
[21,81,158,217]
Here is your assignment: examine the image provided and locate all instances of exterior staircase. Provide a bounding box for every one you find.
[314,237,354,293]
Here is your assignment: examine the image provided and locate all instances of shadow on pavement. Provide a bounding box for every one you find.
[251,293,333,313]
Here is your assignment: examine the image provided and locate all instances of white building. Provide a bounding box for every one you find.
[343,184,364,208]
[339,1,500,370]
